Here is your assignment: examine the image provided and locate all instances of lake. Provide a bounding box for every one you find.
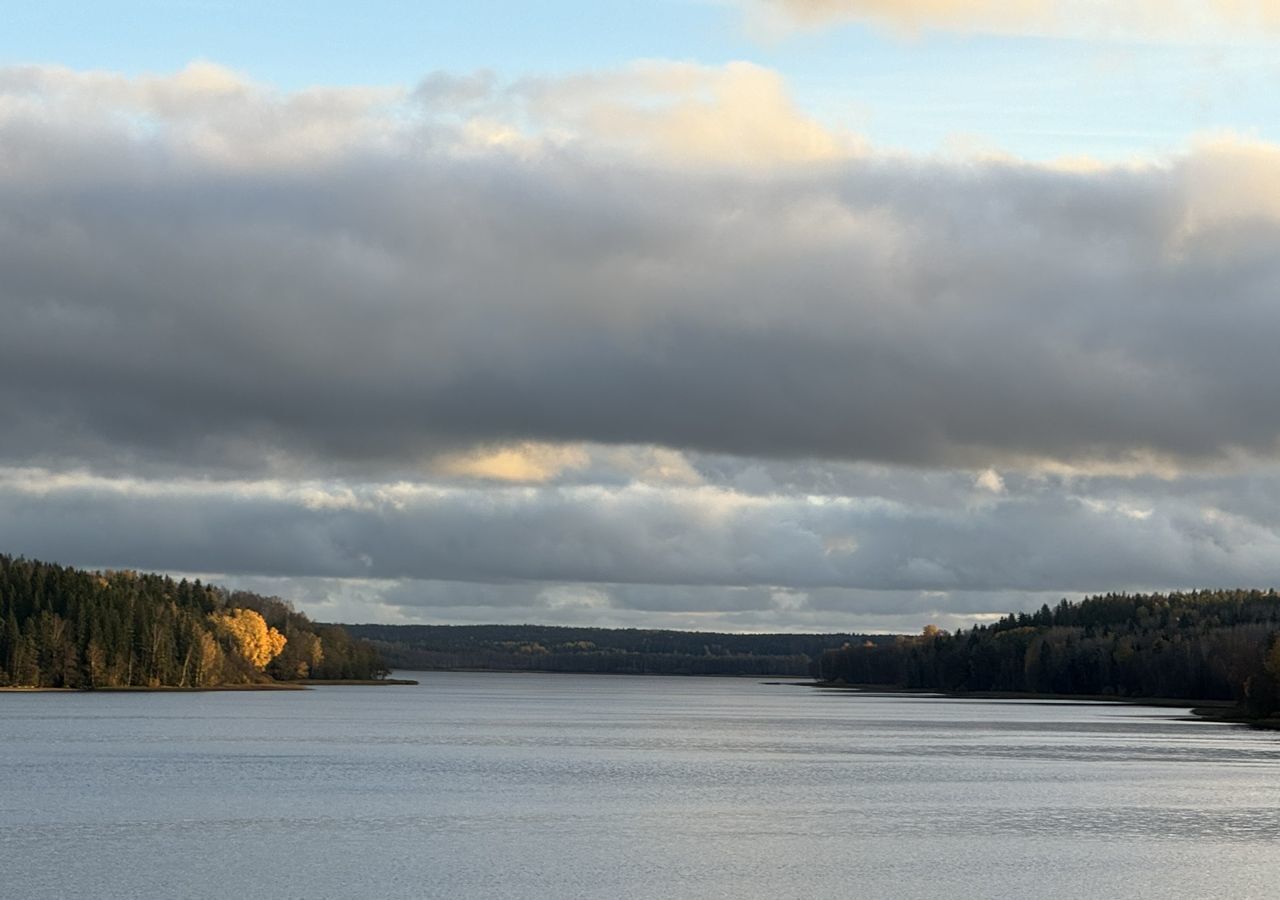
[2,672,1279,899]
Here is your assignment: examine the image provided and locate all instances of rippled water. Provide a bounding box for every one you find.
[3,673,1279,899]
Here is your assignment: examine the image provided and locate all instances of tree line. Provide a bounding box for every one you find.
[815,590,1280,716]
[0,554,387,688]
[346,623,886,676]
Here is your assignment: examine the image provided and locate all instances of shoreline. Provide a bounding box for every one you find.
[806,681,1280,729]
[4,673,1276,729]
[284,678,419,686]
[384,667,812,679]
[0,677,419,693]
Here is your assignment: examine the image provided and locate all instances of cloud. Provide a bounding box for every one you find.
[6,62,1280,627]
[434,442,591,483]
[974,469,1005,494]
[503,61,860,165]
[756,0,1051,33]
[750,0,1280,37]
[1176,136,1280,239]
[190,570,1034,631]
[600,447,705,487]
[0,61,403,176]
[4,65,1280,477]
[406,61,859,165]
[6,465,1280,598]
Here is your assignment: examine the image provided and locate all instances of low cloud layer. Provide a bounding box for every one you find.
[5,464,1280,621]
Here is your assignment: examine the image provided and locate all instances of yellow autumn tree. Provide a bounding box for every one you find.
[194,630,224,686]
[209,609,287,670]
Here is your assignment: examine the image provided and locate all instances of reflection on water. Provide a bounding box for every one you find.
[3,673,1279,899]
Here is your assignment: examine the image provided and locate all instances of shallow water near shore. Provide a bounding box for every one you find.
[3,672,1279,899]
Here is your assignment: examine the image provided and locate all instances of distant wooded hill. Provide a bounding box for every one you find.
[817,590,1280,716]
[0,554,386,689]
[344,623,887,676]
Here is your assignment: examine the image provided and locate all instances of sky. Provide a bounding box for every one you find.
[3,1,1280,632]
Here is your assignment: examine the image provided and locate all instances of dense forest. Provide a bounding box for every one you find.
[346,623,885,676]
[816,590,1280,716]
[0,554,387,688]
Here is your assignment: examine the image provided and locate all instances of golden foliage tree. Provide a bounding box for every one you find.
[209,609,287,670]
[194,630,224,686]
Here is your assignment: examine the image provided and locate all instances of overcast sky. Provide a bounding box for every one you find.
[3,2,1280,631]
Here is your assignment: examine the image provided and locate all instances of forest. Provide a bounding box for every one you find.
[346,623,885,676]
[15,545,1280,713]
[816,590,1280,716]
[0,554,387,689]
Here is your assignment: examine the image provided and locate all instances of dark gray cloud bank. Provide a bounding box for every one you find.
[5,149,1280,475]
[4,64,1280,629]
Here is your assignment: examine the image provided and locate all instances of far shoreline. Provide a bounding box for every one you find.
[6,673,1278,730]
[804,680,1280,730]
[0,677,419,693]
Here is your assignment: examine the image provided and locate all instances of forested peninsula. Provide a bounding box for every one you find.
[0,554,387,689]
[816,591,1280,720]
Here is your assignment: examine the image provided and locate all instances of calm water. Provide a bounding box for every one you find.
[3,673,1279,899]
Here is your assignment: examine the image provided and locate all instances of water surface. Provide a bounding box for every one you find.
[3,673,1279,899]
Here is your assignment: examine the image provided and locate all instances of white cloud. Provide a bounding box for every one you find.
[750,0,1280,37]
[507,61,860,165]
[974,469,1006,494]
[0,62,403,176]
